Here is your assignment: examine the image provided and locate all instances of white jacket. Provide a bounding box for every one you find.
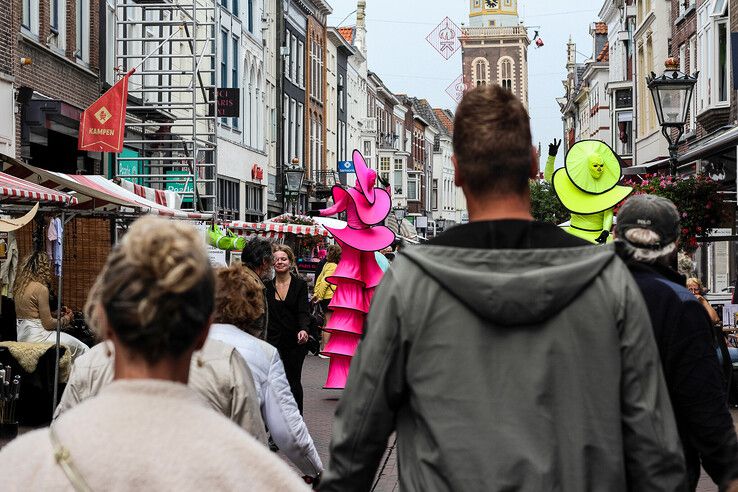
[55,339,267,445]
[209,324,323,476]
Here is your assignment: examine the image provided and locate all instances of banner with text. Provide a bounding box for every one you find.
[78,70,134,153]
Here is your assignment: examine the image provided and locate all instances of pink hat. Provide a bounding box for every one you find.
[352,150,377,204]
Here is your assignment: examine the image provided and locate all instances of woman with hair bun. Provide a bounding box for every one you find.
[0,217,306,491]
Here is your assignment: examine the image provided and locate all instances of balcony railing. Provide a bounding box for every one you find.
[378,132,400,150]
[461,26,527,39]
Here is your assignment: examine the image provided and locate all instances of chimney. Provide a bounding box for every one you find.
[355,0,367,57]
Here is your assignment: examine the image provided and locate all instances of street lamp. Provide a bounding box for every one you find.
[393,207,406,222]
[284,157,305,214]
[647,57,699,176]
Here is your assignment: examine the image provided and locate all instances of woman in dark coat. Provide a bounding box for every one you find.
[266,244,310,413]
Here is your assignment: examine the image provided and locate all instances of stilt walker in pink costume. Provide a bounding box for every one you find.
[317,150,395,389]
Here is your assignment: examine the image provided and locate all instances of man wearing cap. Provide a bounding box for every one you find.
[616,194,738,491]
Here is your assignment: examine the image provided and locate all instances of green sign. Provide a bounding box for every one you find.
[116,148,143,184]
[166,171,194,204]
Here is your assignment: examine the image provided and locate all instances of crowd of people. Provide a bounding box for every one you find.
[0,84,735,491]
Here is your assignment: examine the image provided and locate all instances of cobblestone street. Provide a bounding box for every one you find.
[299,354,737,492]
[300,355,398,491]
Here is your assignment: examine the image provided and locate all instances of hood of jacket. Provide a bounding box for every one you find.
[401,244,617,326]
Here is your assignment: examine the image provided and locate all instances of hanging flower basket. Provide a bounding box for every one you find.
[621,174,728,254]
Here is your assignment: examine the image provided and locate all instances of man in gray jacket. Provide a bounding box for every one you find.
[320,86,686,491]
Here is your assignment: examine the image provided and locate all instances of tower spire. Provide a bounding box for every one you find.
[355,0,367,57]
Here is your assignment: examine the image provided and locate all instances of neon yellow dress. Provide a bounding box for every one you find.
[545,140,633,244]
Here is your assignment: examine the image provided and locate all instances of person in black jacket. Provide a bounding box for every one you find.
[616,194,738,491]
[265,244,310,413]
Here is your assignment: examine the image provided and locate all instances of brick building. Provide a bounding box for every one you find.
[10,0,103,175]
[0,1,116,311]
[461,0,530,108]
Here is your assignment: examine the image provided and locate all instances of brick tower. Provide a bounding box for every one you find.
[461,0,530,107]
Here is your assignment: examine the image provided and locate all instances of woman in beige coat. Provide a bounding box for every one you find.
[0,217,307,492]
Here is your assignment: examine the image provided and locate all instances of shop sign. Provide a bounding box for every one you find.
[252,165,264,181]
[165,170,194,204]
[338,161,355,173]
[210,88,240,117]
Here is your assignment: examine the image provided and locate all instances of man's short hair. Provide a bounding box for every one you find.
[453,85,532,197]
[241,237,273,270]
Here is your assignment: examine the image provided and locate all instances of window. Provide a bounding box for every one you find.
[283,94,289,164]
[245,183,264,222]
[393,159,403,194]
[716,20,729,104]
[363,140,372,157]
[432,179,438,210]
[407,174,419,201]
[697,3,730,111]
[290,34,297,82]
[23,0,40,34]
[500,58,513,91]
[220,31,228,125]
[688,36,697,130]
[75,0,90,63]
[49,0,66,50]
[473,58,488,86]
[379,157,390,183]
[247,0,253,32]
[232,37,239,128]
[217,177,240,221]
[338,74,345,111]
[232,0,239,15]
[297,41,304,87]
[291,99,297,164]
[297,103,304,165]
[50,0,59,31]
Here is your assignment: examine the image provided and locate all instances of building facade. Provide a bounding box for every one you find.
[461,0,530,107]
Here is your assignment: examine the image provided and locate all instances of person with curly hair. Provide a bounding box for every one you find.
[209,264,323,486]
[14,250,88,359]
[0,216,306,491]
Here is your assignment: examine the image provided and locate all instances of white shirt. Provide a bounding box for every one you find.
[209,324,323,476]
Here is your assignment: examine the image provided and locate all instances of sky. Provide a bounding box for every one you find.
[327,0,602,149]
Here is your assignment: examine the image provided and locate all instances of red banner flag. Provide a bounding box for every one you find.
[78,70,134,153]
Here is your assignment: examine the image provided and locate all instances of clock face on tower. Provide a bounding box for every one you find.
[485,0,499,9]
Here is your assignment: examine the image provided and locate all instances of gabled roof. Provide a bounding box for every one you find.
[433,108,454,135]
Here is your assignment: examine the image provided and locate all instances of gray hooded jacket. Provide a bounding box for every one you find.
[321,245,686,492]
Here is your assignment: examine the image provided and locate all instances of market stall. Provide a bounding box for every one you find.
[227,215,331,276]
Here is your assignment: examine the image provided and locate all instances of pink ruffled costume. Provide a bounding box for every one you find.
[320,150,395,389]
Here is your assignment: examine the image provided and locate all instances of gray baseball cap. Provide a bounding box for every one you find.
[616,194,680,248]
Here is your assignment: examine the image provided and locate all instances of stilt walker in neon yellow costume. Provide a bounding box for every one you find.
[545,139,633,244]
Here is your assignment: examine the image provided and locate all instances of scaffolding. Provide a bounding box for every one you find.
[114,0,217,213]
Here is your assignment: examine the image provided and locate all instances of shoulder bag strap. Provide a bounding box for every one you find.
[49,424,94,492]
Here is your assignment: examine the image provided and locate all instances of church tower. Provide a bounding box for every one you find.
[462,0,530,107]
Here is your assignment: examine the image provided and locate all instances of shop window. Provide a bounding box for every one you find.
[217,177,240,221]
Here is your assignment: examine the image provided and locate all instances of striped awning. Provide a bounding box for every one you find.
[0,171,77,205]
[4,159,209,220]
[226,220,330,239]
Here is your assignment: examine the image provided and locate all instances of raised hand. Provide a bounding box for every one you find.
[548,139,562,157]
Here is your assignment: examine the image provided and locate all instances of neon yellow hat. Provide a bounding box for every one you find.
[551,140,633,215]
[565,140,623,194]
